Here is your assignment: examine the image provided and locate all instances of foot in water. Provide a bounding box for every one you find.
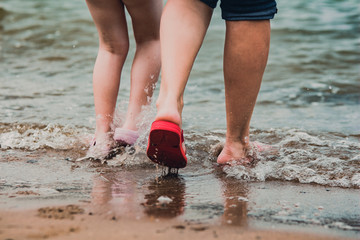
[217,141,275,166]
[113,128,139,146]
[83,133,118,161]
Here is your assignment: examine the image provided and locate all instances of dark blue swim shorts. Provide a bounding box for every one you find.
[200,0,277,20]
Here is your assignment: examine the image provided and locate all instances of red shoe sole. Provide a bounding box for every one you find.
[147,121,187,168]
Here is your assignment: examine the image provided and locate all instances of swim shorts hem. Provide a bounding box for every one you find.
[199,0,277,20]
[223,15,276,21]
[222,8,278,21]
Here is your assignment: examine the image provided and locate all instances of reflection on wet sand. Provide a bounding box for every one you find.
[218,172,249,227]
[90,171,144,219]
[143,174,186,218]
[89,167,249,226]
[90,170,187,220]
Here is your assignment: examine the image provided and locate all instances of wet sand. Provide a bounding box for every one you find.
[0,149,359,240]
[0,207,349,240]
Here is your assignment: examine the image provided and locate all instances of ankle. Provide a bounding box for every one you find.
[95,114,113,136]
[94,131,113,147]
[121,121,138,132]
[95,127,111,138]
[226,134,251,148]
[155,109,182,126]
[226,141,249,154]
[155,95,183,126]
[156,94,183,111]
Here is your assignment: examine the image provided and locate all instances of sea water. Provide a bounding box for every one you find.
[0,0,359,237]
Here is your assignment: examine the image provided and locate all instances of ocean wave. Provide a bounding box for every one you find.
[0,122,90,151]
[1,122,359,188]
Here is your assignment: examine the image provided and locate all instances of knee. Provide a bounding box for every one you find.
[99,33,130,56]
[134,29,160,49]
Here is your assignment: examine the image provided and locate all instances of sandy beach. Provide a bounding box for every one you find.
[0,206,351,240]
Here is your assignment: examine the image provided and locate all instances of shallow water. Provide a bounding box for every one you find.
[0,0,359,238]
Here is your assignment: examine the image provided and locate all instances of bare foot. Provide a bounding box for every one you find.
[251,141,275,153]
[88,132,116,160]
[217,141,274,166]
[217,141,251,165]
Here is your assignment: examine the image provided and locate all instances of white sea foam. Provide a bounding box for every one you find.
[220,129,360,188]
[0,123,90,150]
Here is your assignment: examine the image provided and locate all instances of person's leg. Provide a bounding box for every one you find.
[86,0,129,139]
[154,0,213,127]
[120,0,162,131]
[217,20,271,164]
[146,0,212,168]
